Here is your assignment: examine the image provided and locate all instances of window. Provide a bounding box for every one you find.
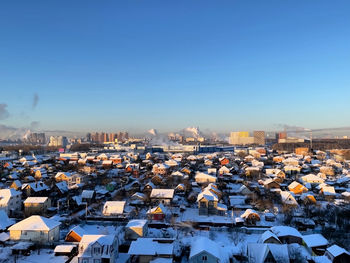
[82,259,89,263]
[93,247,101,254]
[202,255,208,261]
[93,260,100,263]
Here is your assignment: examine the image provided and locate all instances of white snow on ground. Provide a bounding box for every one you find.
[14,249,67,263]
[178,228,260,262]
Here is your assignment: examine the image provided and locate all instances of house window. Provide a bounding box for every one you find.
[93,259,100,263]
[82,259,89,263]
[202,255,208,261]
[93,247,101,254]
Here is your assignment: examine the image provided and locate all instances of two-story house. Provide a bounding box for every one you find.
[78,234,118,263]
[23,197,51,217]
[0,188,22,217]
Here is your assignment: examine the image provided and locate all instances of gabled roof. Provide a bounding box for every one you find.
[128,238,173,256]
[55,181,69,193]
[147,203,169,215]
[303,234,328,248]
[0,188,21,205]
[327,244,350,257]
[270,226,302,238]
[103,201,126,215]
[280,191,298,206]
[66,225,86,240]
[24,197,48,204]
[247,243,289,263]
[259,230,281,244]
[150,189,174,199]
[81,190,95,199]
[189,237,220,260]
[8,215,60,231]
[197,189,218,202]
[0,210,15,230]
[79,235,116,258]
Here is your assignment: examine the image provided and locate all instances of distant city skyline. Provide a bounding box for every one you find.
[1,1,350,136]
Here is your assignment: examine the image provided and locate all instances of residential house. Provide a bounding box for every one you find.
[0,188,22,216]
[150,189,174,205]
[241,209,261,225]
[189,237,221,263]
[302,234,328,256]
[65,226,87,242]
[78,234,118,263]
[247,243,289,263]
[21,181,49,197]
[288,181,308,195]
[125,219,148,240]
[219,157,229,166]
[325,244,350,263]
[23,197,51,217]
[0,210,15,231]
[197,188,218,216]
[56,172,86,188]
[147,204,169,221]
[263,179,280,190]
[280,191,298,208]
[270,226,303,245]
[195,172,217,184]
[128,238,174,263]
[102,201,134,218]
[152,163,170,175]
[8,215,60,244]
[82,190,95,204]
[10,180,22,190]
[258,231,281,244]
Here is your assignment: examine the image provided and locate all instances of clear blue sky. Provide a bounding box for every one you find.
[0,0,350,134]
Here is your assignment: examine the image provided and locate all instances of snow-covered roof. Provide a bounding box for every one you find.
[126,219,147,229]
[327,244,350,257]
[24,197,48,204]
[150,189,174,199]
[79,235,115,258]
[8,216,60,231]
[197,189,218,202]
[258,230,280,244]
[147,204,169,215]
[0,210,15,230]
[103,201,126,215]
[171,171,184,177]
[55,181,69,193]
[303,234,328,248]
[22,182,49,192]
[320,186,336,195]
[301,174,324,184]
[153,163,170,169]
[128,238,173,256]
[67,226,86,237]
[189,236,220,260]
[280,191,298,206]
[80,234,114,246]
[81,190,95,199]
[270,226,302,238]
[0,188,21,205]
[54,244,76,253]
[247,243,289,263]
[241,209,259,219]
